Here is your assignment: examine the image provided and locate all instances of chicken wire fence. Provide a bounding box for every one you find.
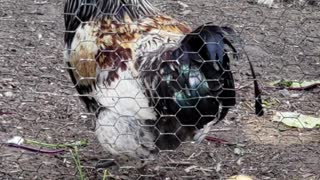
[1,0,319,179]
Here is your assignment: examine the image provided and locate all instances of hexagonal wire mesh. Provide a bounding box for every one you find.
[1,0,319,179]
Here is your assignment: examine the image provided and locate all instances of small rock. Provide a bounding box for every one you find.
[1,121,8,124]
[290,93,300,98]
[215,162,221,172]
[256,0,274,7]
[209,152,214,158]
[227,175,253,180]
[3,78,13,81]
[81,115,88,119]
[234,147,243,155]
[180,10,192,16]
[178,1,189,9]
[279,89,290,97]
[302,173,315,178]
[236,157,243,166]
[38,33,43,41]
[4,91,14,97]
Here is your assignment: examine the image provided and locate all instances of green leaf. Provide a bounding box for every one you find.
[25,139,88,149]
[270,80,320,88]
[273,111,320,129]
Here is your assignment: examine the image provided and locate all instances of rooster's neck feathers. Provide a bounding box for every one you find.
[64,0,158,47]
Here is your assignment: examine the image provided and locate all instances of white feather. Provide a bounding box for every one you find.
[95,108,156,160]
[94,69,158,159]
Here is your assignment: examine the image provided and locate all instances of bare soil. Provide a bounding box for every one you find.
[0,0,319,179]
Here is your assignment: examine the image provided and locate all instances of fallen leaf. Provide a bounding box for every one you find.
[270,80,320,89]
[273,111,320,128]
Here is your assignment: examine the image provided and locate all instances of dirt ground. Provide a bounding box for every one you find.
[0,0,320,179]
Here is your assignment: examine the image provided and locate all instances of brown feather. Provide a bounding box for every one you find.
[70,15,191,87]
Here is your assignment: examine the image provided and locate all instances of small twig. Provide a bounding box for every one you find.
[24,12,45,15]
[236,82,252,90]
[185,165,198,173]
[70,147,86,180]
[167,161,194,166]
[264,83,320,91]
[102,169,110,180]
[166,155,175,164]
[5,143,65,155]
[3,137,88,156]
[34,0,49,5]
[205,136,228,144]
[187,150,203,160]
[187,152,196,160]
[25,139,87,149]
[185,165,213,174]
[244,102,254,111]
[0,112,15,116]
[0,154,14,158]
[194,150,204,158]
[199,167,213,176]
[209,128,232,132]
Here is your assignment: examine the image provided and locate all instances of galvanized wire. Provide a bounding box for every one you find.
[0,0,319,179]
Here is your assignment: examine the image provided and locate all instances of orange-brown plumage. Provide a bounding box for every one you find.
[68,14,191,88]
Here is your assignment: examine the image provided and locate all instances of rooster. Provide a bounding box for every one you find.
[64,0,263,167]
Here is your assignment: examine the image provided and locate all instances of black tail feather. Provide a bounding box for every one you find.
[220,25,264,117]
[244,51,264,116]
